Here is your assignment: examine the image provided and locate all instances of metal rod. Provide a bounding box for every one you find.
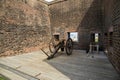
[41,49,50,57]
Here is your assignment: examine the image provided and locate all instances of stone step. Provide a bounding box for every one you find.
[0,67,27,80]
[0,63,40,80]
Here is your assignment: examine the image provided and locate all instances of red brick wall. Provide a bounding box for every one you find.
[104,0,120,73]
[49,0,104,50]
[112,0,120,73]
[0,0,50,56]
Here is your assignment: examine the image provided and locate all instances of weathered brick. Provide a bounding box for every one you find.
[0,0,50,56]
[49,0,103,50]
[104,0,120,73]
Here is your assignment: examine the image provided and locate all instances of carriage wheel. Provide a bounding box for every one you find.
[65,38,73,55]
[49,39,55,53]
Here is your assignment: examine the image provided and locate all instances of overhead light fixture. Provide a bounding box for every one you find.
[45,0,54,2]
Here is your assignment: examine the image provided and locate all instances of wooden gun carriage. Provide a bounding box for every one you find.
[41,33,73,60]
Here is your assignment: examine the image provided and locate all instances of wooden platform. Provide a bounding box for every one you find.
[0,50,119,80]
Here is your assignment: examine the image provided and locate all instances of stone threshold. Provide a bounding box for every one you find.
[0,63,40,80]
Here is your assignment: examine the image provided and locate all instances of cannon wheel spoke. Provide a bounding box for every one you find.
[65,38,73,55]
[49,39,55,53]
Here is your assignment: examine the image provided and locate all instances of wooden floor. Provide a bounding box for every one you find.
[0,50,120,80]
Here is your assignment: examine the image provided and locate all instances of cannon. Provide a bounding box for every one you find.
[41,33,73,60]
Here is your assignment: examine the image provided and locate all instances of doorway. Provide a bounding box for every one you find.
[68,32,78,42]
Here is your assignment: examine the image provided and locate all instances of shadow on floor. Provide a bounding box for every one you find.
[44,50,120,80]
